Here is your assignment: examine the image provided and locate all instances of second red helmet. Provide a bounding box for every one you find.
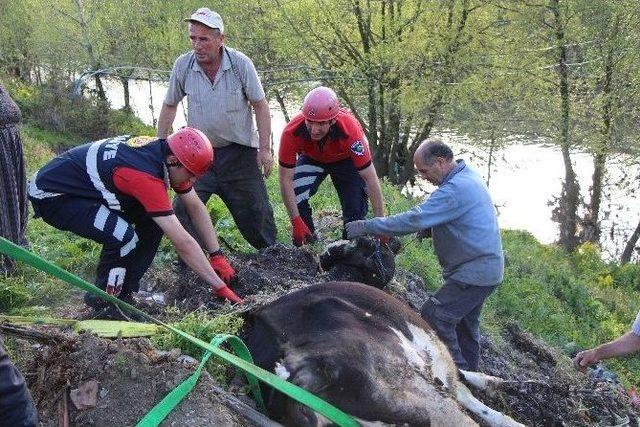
[167,127,213,177]
[301,86,340,122]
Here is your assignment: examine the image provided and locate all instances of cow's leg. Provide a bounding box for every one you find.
[459,370,548,392]
[455,381,525,427]
[458,369,506,390]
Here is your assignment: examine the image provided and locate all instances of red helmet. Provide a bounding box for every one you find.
[167,127,213,177]
[301,86,340,122]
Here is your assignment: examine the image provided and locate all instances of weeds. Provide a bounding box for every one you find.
[151,309,244,383]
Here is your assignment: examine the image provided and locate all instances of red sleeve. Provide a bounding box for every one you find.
[113,167,175,216]
[342,115,372,170]
[278,119,302,168]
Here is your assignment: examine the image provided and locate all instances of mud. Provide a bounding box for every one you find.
[28,333,256,426]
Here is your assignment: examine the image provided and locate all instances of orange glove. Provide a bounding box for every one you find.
[291,216,312,246]
[208,251,236,284]
[214,285,243,304]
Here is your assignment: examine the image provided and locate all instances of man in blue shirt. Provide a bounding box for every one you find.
[346,139,503,371]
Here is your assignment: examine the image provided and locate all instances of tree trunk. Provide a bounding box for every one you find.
[72,0,107,101]
[583,35,617,245]
[121,77,131,112]
[486,130,495,187]
[551,0,579,253]
[621,219,640,264]
[273,89,290,123]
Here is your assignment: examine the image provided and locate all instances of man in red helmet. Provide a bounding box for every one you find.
[279,86,386,245]
[28,127,242,317]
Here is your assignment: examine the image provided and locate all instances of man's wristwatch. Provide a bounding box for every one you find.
[206,248,223,257]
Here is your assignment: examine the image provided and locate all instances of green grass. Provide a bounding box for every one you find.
[151,309,244,383]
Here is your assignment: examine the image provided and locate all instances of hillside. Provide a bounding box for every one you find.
[3,122,640,424]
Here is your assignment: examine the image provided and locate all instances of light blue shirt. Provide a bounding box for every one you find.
[632,310,640,336]
[365,160,504,286]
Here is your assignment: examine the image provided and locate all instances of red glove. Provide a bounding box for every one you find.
[291,216,312,247]
[214,285,243,304]
[209,252,236,284]
[377,235,391,245]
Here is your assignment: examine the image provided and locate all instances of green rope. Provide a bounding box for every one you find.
[0,237,358,427]
[136,334,265,426]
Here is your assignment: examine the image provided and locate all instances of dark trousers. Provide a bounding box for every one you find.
[30,196,162,298]
[0,125,28,275]
[293,156,368,239]
[0,341,38,427]
[173,144,276,250]
[420,279,496,371]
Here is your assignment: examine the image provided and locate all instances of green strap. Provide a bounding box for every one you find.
[210,334,266,411]
[0,237,358,427]
[136,334,265,426]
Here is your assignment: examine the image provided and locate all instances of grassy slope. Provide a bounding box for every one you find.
[7,122,640,388]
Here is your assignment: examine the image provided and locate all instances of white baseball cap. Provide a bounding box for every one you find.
[185,7,224,34]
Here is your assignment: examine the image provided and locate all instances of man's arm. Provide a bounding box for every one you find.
[157,103,178,138]
[177,189,221,253]
[358,164,385,217]
[251,97,273,177]
[279,166,299,219]
[152,214,226,290]
[574,332,640,368]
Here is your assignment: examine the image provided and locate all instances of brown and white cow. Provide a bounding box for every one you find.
[244,281,523,427]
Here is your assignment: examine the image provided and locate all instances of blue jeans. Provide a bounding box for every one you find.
[420,279,497,371]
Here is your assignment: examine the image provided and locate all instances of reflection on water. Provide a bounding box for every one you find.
[103,78,639,261]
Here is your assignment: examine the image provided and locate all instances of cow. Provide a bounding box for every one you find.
[319,237,401,289]
[243,281,523,427]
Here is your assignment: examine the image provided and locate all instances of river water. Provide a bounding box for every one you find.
[102,78,640,261]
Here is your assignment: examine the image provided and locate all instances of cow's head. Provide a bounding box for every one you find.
[319,236,401,289]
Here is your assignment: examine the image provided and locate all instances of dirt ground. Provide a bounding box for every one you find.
[9,240,640,426]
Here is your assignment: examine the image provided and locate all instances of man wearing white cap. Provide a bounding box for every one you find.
[158,7,277,251]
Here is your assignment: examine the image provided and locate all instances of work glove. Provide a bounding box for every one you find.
[209,251,236,284]
[377,235,391,245]
[214,285,243,304]
[345,220,368,239]
[291,216,313,247]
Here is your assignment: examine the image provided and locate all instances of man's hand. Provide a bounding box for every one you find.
[346,220,368,239]
[377,235,391,245]
[214,285,243,304]
[257,150,273,177]
[573,349,599,371]
[291,216,312,246]
[209,253,236,284]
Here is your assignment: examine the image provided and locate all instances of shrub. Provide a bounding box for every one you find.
[611,263,640,291]
[7,77,154,143]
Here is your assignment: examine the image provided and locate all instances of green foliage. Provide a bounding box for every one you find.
[151,310,244,383]
[0,275,31,312]
[4,76,154,141]
[610,264,640,291]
